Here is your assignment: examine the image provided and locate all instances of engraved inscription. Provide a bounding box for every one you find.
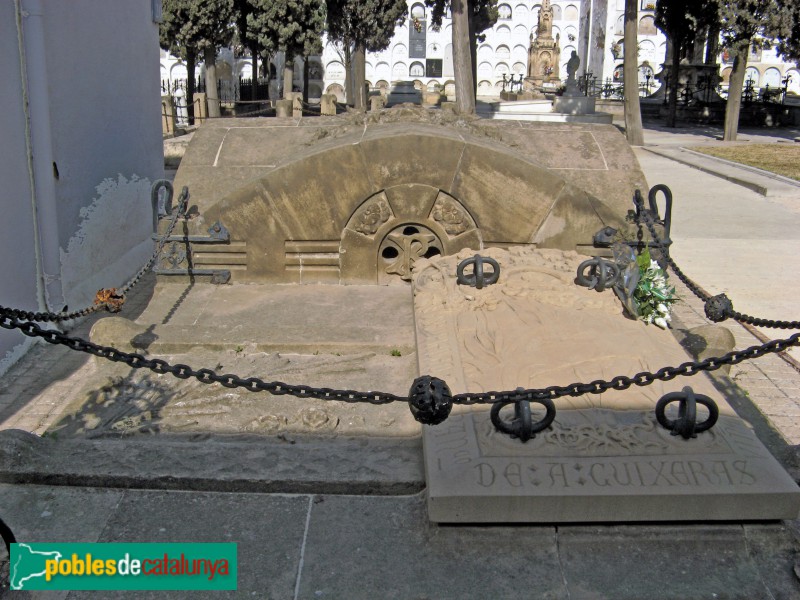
[430,415,471,469]
[473,459,758,490]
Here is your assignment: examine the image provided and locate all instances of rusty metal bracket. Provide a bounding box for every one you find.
[151,220,230,244]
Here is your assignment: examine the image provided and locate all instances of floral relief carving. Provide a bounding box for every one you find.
[353,199,392,236]
[431,198,469,236]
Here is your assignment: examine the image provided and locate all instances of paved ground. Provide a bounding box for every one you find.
[2,118,800,598]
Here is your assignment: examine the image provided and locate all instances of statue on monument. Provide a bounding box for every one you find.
[563,50,582,96]
[566,50,580,83]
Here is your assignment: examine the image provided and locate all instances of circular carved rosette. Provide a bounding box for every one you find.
[379,224,443,282]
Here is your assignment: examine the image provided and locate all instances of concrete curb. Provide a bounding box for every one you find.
[642,146,800,197]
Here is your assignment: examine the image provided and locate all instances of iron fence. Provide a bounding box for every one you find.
[578,72,792,106]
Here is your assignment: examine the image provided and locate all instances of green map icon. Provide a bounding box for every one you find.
[10,543,63,590]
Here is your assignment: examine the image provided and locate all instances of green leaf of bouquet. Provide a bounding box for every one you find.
[636,247,651,272]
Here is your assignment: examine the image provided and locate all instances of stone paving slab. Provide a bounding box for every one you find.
[96,283,416,355]
[80,490,310,600]
[297,493,567,600]
[3,485,798,599]
[555,524,781,600]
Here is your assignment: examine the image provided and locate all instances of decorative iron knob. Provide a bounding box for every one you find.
[704,293,733,323]
[655,386,719,439]
[409,376,453,425]
[457,254,500,289]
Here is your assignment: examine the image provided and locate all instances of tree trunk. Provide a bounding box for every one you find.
[283,52,294,100]
[303,57,310,104]
[204,46,221,118]
[343,44,353,105]
[723,47,748,141]
[468,11,478,97]
[251,49,258,101]
[452,0,475,114]
[622,0,643,145]
[186,52,196,125]
[666,32,680,128]
[353,43,367,110]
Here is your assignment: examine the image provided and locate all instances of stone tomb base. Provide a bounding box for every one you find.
[412,247,800,523]
[553,95,597,115]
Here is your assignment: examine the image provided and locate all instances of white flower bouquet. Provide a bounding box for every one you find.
[611,243,678,329]
[632,248,678,329]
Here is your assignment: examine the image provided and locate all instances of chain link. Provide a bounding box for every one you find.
[118,186,189,296]
[6,188,188,324]
[2,184,797,408]
[0,310,405,405]
[2,305,798,407]
[450,332,800,404]
[639,200,798,329]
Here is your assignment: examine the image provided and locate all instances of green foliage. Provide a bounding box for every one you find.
[768,0,800,61]
[326,0,407,52]
[390,349,402,357]
[160,0,236,58]
[233,0,259,55]
[247,0,326,59]
[424,0,499,37]
[717,0,785,54]
[633,248,678,329]
[655,0,718,49]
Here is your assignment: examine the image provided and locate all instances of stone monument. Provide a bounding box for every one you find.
[553,50,598,115]
[525,0,560,91]
[386,81,422,106]
[413,247,800,523]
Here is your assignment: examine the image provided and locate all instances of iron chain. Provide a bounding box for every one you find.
[118,186,189,296]
[2,305,798,407]
[450,332,800,404]
[0,310,404,405]
[640,204,798,330]
[1,184,797,409]
[5,189,188,324]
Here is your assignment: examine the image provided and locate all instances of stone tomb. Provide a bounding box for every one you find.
[412,247,800,523]
[167,114,646,286]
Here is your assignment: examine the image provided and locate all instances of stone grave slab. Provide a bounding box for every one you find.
[412,247,800,523]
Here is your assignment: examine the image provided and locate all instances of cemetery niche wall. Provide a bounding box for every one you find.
[167,113,646,284]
